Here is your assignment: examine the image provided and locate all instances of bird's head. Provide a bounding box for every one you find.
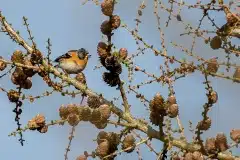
[77,48,91,60]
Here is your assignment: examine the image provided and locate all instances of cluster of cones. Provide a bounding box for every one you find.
[205,131,240,155]
[97,0,128,87]
[149,93,179,126]
[27,114,48,133]
[95,131,136,159]
[59,101,111,129]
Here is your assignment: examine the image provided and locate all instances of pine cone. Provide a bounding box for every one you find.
[76,155,87,160]
[192,151,204,160]
[101,0,114,16]
[79,106,92,121]
[167,104,179,118]
[23,59,36,77]
[230,129,240,143]
[184,153,193,160]
[37,125,48,133]
[11,67,28,85]
[197,117,211,131]
[100,20,112,35]
[210,36,222,50]
[119,48,128,60]
[11,50,24,63]
[209,91,218,104]
[94,119,108,129]
[97,131,108,145]
[30,50,43,64]
[233,67,240,82]
[0,56,6,71]
[122,134,136,153]
[149,112,161,126]
[20,78,32,89]
[28,119,38,130]
[7,89,20,102]
[87,96,102,109]
[96,140,110,158]
[107,132,120,146]
[149,93,166,114]
[102,72,120,87]
[207,58,219,73]
[215,133,228,152]
[59,105,69,119]
[90,109,102,124]
[205,138,217,154]
[34,114,46,127]
[105,55,122,74]
[97,42,109,59]
[167,95,176,105]
[111,15,121,29]
[99,104,111,119]
[67,104,79,115]
[67,113,80,126]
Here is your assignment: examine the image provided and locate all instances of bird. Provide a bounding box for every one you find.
[54,48,91,74]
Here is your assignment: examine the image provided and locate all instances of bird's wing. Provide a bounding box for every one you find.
[54,52,72,62]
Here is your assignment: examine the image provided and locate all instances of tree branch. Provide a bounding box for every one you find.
[1,12,239,159]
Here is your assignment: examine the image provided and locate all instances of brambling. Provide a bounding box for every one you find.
[54,48,91,74]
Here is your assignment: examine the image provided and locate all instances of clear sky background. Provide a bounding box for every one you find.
[0,0,239,159]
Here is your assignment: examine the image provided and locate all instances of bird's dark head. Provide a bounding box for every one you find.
[77,48,91,60]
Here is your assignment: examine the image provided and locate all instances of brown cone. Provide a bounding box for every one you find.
[0,56,6,71]
[210,36,222,50]
[34,114,46,127]
[81,106,92,121]
[111,15,121,29]
[23,59,36,77]
[184,153,193,160]
[197,117,211,131]
[215,133,228,152]
[100,20,112,35]
[37,125,48,133]
[233,67,240,82]
[97,131,108,145]
[97,42,108,59]
[96,140,110,158]
[122,134,136,153]
[205,138,217,154]
[59,105,69,119]
[207,58,219,74]
[87,96,103,109]
[119,48,128,60]
[94,119,108,129]
[149,93,166,114]
[101,0,114,16]
[67,104,79,115]
[90,109,102,124]
[167,104,179,118]
[11,50,24,64]
[230,129,240,143]
[7,89,20,102]
[99,104,111,119]
[20,78,32,89]
[209,91,218,104]
[192,151,204,160]
[67,113,80,126]
[76,155,87,160]
[167,95,176,105]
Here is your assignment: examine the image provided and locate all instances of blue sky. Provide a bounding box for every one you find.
[0,0,239,159]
